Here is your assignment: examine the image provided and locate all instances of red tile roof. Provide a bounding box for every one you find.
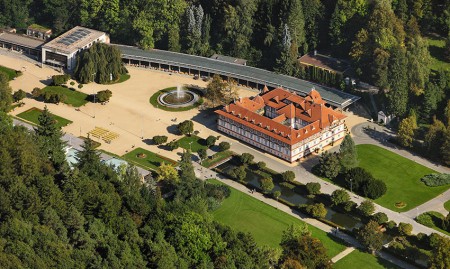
[216,87,346,145]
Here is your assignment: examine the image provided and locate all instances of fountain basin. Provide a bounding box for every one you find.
[157,87,200,108]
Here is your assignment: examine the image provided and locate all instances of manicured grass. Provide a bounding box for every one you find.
[149,87,204,112]
[426,36,450,71]
[208,179,347,257]
[42,86,89,107]
[177,135,208,152]
[356,144,448,212]
[202,150,234,168]
[104,73,130,84]
[122,147,176,170]
[17,107,72,128]
[0,65,19,80]
[334,249,400,269]
[445,200,450,212]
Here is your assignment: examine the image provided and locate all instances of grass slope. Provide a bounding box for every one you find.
[0,65,19,80]
[444,200,450,212]
[17,108,72,128]
[334,249,400,269]
[356,144,448,212]
[122,147,176,170]
[208,179,346,257]
[42,86,88,107]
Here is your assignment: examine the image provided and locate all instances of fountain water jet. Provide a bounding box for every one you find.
[157,85,199,108]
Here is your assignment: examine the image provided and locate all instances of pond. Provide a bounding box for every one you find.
[216,162,361,230]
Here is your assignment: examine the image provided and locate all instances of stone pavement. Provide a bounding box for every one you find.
[191,162,419,269]
[330,247,355,263]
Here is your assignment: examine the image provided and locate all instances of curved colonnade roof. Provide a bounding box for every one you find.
[115,44,359,108]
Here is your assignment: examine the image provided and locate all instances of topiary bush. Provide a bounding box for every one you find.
[218,141,230,151]
[421,173,450,186]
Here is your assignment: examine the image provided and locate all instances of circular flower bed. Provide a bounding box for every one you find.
[395,201,407,208]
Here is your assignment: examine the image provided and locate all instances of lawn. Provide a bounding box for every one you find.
[17,107,72,128]
[445,200,450,212]
[42,86,89,107]
[177,135,208,152]
[356,144,448,212]
[202,150,234,168]
[333,249,400,269]
[122,147,176,170]
[426,36,450,71]
[208,179,347,257]
[0,65,19,80]
[418,211,450,236]
[104,73,130,84]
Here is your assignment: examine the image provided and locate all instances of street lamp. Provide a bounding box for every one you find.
[189,141,193,152]
[350,178,353,193]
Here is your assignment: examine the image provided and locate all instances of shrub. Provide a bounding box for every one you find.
[331,189,350,206]
[78,84,83,89]
[345,167,374,191]
[259,178,274,193]
[177,120,194,136]
[205,184,231,201]
[206,135,217,147]
[96,89,112,102]
[372,212,389,224]
[305,182,321,195]
[416,213,434,227]
[198,148,208,160]
[342,201,357,213]
[70,81,75,86]
[421,173,450,187]
[256,161,266,170]
[386,220,397,231]
[218,141,230,151]
[362,179,387,199]
[281,171,295,182]
[152,135,168,145]
[52,74,70,85]
[239,153,254,165]
[166,141,179,151]
[31,87,42,98]
[228,166,246,181]
[398,222,413,236]
[273,190,281,200]
[306,203,327,218]
[357,200,375,217]
[13,89,26,102]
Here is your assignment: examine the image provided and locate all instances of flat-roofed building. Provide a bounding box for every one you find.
[216,87,347,162]
[27,24,52,40]
[0,30,44,59]
[42,26,109,70]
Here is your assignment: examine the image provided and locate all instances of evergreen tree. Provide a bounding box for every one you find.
[76,136,103,176]
[424,118,446,158]
[35,106,67,171]
[179,150,196,181]
[318,151,340,179]
[387,46,408,117]
[302,0,324,50]
[0,72,12,113]
[339,135,358,171]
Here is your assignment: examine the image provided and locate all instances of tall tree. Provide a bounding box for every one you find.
[357,220,384,254]
[397,114,417,147]
[424,117,446,158]
[386,45,408,117]
[35,106,67,171]
[0,72,12,113]
[179,150,196,181]
[302,0,324,50]
[339,135,358,171]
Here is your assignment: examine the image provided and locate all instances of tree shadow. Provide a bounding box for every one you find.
[428,45,445,62]
[166,124,179,135]
[142,138,154,145]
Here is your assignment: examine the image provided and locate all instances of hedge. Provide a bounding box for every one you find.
[421,173,450,187]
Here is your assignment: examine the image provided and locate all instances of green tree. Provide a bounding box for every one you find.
[205,135,217,147]
[429,235,450,269]
[318,151,340,179]
[239,153,254,165]
[13,89,26,103]
[305,182,321,195]
[229,165,246,181]
[424,118,446,158]
[387,45,408,117]
[153,135,168,145]
[157,163,179,184]
[397,222,413,236]
[372,212,389,224]
[306,203,327,218]
[397,115,417,147]
[281,171,296,182]
[302,0,324,50]
[357,220,383,254]
[357,200,375,217]
[197,148,207,161]
[96,89,112,103]
[166,140,180,151]
[273,190,281,201]
[339,135,358,171]
[35,106,67,171]
[361,179,387,199]
[260,178,274,193]
[331,189,350,206]
[179,150,196,182]
[218,141,230,151]
[441,126,450,166]
[0,72,12,112]
[256,161,266,170]
[76,136,103,175]
[177,120,194,136]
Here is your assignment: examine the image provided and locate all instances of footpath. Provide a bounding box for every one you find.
[192,162,419,269]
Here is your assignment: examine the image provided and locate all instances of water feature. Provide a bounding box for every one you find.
[215,162,362,230]
[158,85,199,108]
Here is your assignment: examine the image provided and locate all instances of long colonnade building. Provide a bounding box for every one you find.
[216,87,347,162]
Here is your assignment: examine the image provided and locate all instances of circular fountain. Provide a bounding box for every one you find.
[157,85,199,108]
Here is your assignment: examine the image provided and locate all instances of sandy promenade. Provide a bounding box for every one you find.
[2,50,366,165]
